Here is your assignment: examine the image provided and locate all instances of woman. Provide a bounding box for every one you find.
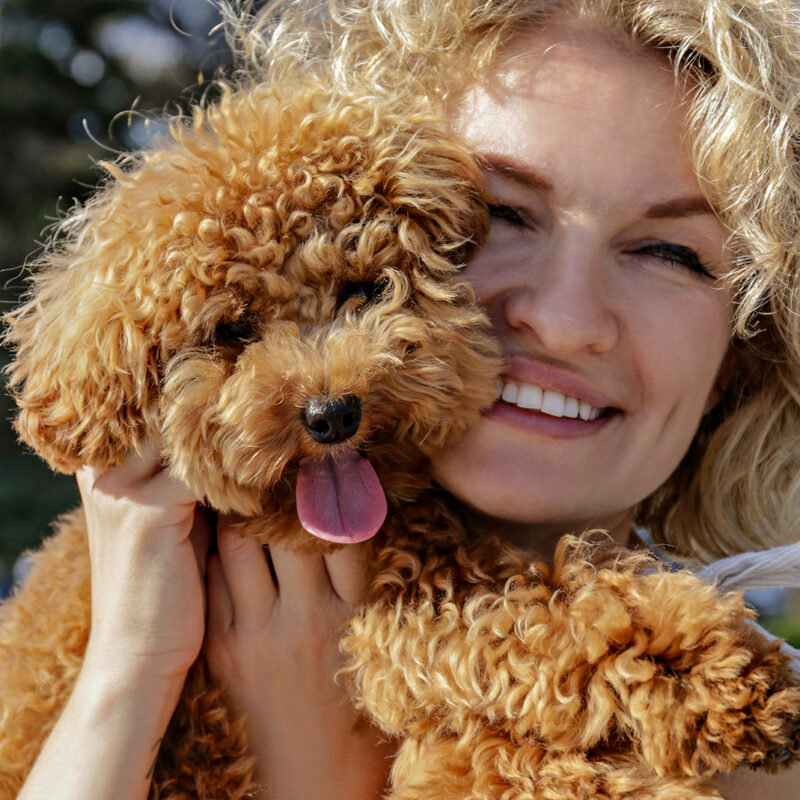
[16,0,800,798]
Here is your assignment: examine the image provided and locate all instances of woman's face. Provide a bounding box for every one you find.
[432,25,733,542]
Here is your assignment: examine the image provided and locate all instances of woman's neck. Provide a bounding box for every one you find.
[460,505,636,561]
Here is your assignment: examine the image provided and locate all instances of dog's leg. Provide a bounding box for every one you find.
[345,529,800,797]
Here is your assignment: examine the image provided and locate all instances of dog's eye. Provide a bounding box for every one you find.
[337,280,385,312]
[214,313,261,345]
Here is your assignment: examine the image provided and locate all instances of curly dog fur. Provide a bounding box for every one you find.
[2,75,800,799]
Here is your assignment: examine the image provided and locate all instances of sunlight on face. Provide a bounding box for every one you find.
[433,24,733,546]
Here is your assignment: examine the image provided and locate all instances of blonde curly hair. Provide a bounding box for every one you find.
[205,1,800,560]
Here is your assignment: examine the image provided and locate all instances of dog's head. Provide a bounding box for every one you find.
[5,82,500,545]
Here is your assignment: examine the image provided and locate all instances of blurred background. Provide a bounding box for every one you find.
[1,0,798,645]
[0,0,231,595]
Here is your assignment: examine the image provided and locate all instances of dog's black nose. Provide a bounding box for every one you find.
[302,395,362,444]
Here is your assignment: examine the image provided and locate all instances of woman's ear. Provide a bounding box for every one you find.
[4,235,157,475]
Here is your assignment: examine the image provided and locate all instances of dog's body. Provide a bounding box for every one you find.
[2,78,800,799]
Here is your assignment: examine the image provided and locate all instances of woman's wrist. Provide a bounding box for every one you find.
[76,652,187,731]
[18,655,186,800]
[83,634,194,692]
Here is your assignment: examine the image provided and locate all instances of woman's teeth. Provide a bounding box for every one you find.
[499,380,603,420]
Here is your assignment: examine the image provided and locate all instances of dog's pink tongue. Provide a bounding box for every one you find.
[296,452,387,543]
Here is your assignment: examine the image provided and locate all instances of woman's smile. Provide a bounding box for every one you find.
[432,24,734,540]
[488,353,622,438]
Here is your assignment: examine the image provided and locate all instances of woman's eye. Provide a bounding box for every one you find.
[633,242,715,279]
[487,203,528,227]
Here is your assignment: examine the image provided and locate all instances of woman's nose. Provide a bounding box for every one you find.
[502,258,620,356]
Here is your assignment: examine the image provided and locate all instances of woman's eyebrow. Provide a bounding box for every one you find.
[644,196,714,218]
[477,153,714,220]
[476,153,554,193]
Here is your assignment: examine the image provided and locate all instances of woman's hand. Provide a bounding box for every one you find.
[19,442,209,800]
[77,439,208,684]
[205,520,395,799]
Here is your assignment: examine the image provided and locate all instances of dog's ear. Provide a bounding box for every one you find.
[2,83,284,475]
[4,179,160,474]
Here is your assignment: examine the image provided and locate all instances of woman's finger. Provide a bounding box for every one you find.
[323,543,370,604]
[206,552,233,634]
[268,542,332,611]
[189,508,213,580]
[78,443,197,511]
[216,518,277,630]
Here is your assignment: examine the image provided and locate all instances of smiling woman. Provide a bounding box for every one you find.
[433,24,735,552]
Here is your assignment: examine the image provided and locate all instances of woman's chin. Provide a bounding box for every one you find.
[431,440,636,552]
[431,431,575,522]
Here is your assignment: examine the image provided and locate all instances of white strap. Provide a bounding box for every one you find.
[697,540,800,592]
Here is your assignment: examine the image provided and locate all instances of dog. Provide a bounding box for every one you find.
[2,76,799,799]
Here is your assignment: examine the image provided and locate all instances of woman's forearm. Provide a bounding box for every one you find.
[17,451,206,800]
[17,662,185,800]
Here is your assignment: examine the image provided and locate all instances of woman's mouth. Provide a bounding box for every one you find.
[498,378,608,420]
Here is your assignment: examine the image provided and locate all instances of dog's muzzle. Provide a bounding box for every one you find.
[302,395,361,444]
